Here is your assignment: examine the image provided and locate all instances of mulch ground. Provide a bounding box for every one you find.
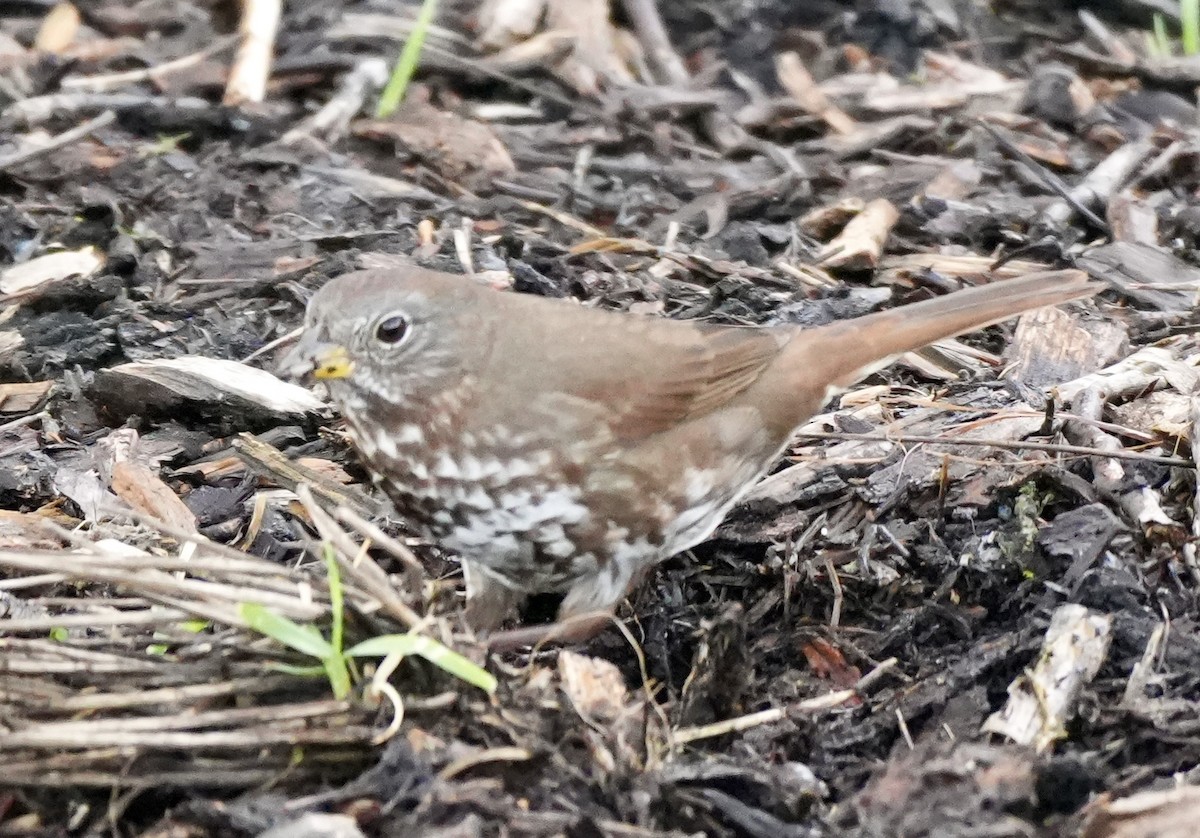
[1,1,1200,836]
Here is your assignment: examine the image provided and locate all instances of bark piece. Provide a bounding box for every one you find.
[981,604,1112,752]
[110,460,197,533]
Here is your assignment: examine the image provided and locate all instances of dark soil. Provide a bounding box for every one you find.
[1,1,1199,836]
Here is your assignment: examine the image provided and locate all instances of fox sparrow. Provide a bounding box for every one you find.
[280,267,1096,648]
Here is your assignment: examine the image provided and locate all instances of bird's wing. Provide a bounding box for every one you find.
[599,323,785,440]
[478,304,786,443]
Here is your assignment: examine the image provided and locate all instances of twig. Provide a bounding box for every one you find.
[977,121,1111,232]
[334,505,424,576]
[0,110,114,171]
[52,676,304,711]
[437,746,532,780]
[233,433,377,517]
[1064,386,1179,530]
[241,326,301,364]
[776,52,856,136]
[824,553,842,628]
[0,609,188,633]
[1184,396,1200,586]
[617,0,689,84]
[0,411,49,434]
[673,707,786,745]
[281,59,388,146]
[853,657,904,693]
[3,93,211,128]
[896,709,915,750]
[1043,138,1156,229]
[617,0,747,151]
[793,430,1191,467]
[295,484,422,629]
[672,689,857,745]
[61,35,240,92]
[224,0,283,106]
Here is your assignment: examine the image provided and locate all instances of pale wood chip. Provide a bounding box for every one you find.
[982,604,1112,752]
[1081,778,1200,838]
[0,381,53,414]
[110,461,197,534]
[817,198,899,270]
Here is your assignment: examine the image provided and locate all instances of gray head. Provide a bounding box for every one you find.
[278,268,491,407]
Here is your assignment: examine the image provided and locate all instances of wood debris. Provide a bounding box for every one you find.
[1,0,1199,832]
[982,604,1112,752]
[816,198,899,270]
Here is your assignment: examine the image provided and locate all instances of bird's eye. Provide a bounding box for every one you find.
[375,314,410,345]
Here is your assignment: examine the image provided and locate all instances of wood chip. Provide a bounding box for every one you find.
[1082,786,1200,838]
[1055,337,1200,405]
[878,254,1053,284]
[0,381,53,413]
[477,0,549,48]
[110,460,197,534]
[93,357,326,424]
[1077,241,1200,312]
[1109,391,1194,439]
[981,603,1112,752]
[1003,306,1109,390]
[798,198,865,238]
[0,510,66,550]
[558,650,629,723]
[33,2,80,55]
[816,198,898,270]
[0,247,104,296]
[353,100,516,188]
[1106,193,1159,245]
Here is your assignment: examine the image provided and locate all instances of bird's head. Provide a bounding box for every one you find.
[278,268,488,409]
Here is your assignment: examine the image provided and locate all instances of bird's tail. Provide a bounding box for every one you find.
[783,269,1098,395]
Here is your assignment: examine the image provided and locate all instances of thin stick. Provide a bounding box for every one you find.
[0,411,48,434]
[0,111,114,171]
[672,689,857,745]
[824,554,843,629]
[224,0,282,106]
[282,59,388,146]
[334,505,424,576]
[240,326,301,364]
[793,430,1191,467]
[296,484,422,628]
[62,35,240,92]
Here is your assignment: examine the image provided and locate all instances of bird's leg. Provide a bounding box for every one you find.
[483,561,646,652]
[460,560,524,632]
[483,610,616,652]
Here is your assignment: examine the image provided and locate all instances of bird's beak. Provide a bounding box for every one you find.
[277,334,354,381]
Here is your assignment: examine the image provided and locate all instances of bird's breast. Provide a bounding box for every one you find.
[345,410,609,588]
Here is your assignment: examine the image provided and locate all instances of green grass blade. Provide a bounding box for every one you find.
[267,662,329,677]
[345,634,419,657]
[375,0,440,118]
[321,654,353,700]
[1151,13,1172,57]
[240,602,335,659]
[347,633,497,694]
[1183,0,1199,54]
[323,543,345,656]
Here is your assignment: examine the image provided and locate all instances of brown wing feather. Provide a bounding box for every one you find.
[472,298,785,443]
[571,322,785,440]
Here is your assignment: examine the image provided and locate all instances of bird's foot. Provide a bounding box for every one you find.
[483,609,615,652]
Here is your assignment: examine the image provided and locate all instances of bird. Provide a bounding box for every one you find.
[279,266,1098,649]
